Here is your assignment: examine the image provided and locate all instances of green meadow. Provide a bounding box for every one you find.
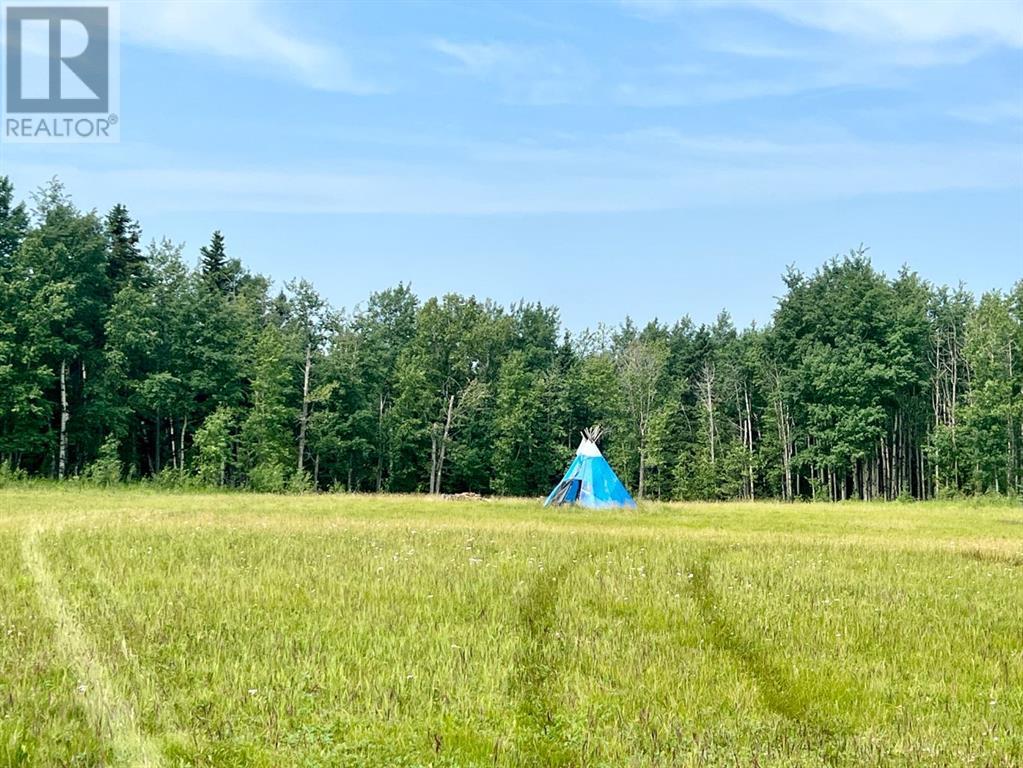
[1,489,1020,767]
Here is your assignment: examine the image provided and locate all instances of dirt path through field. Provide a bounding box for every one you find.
[20,520,163,767]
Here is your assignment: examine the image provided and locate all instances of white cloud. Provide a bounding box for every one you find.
[612,54,916,107]
[948,99,1023,124]
[122,1,378,93]
[430,38,593,105]
[619,0,688,17]
[615,0,1017,106]
[430,39,520,77]
[741,0,1023,47]
[7,129,1020,217]
[626,1,1023,47]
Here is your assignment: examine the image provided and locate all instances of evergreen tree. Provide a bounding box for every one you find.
[200,230,230,294]
[0,178,38,465]
[0,176,28,268]
[104,204,145,291]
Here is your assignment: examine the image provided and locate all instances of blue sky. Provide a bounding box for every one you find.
[2,0,1021,330]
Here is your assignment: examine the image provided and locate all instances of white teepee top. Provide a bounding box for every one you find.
[577,425,604,456]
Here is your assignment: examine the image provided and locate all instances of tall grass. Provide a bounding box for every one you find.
[0,489,1020,766]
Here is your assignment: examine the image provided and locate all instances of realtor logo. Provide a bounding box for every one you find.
[3,2,119,142]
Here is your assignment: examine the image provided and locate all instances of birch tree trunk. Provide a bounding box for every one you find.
[155,411,161,474]
[771,369,792,500]
[743,383,755,500]
[169,418,177,470]
[58,359,69,480]
[1008,340,1015,493]
[297,343,312,474]
[181,415,188,469]
[697,361,717,465]
[376,394,384,492]
[638,446,646,500]
[434,394,455,494]
[429,432,438,495]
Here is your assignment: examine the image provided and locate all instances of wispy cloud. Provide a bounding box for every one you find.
[430,39,519,77]
[8,128,1020,217]
[948,99,1023,125]
[615,0,1018,106]
[739,0,1023,47]
[122,1,379,93]
[612,53,917,107]
[624,0,1023,47]
[430,38,593,105]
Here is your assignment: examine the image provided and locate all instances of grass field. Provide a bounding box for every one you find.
[0,489,1020,767]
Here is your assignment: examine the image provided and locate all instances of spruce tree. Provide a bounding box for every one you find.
[200,230,230,294]
[0,176,28,268]
[105,204,145,291]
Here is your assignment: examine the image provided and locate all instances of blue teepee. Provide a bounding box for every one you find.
[544,427,636,508]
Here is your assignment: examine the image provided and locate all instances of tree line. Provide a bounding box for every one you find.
[0,177,1019,499]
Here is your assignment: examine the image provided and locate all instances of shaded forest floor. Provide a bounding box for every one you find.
[0,489,1021,767]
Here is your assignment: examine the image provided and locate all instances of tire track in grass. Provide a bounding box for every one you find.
[687,558,852,764]
[509,559,575,767]
[21,522,163,767]
[960,548,1023,568]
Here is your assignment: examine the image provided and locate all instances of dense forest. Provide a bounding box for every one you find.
[0,176,1019,500]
